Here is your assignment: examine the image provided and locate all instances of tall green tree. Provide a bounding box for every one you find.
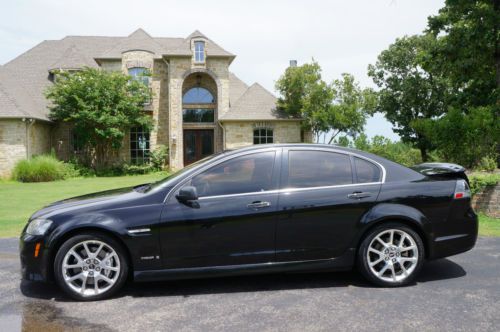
[276,61,374,142]
[46,68,153,169]
[368,35,448,161]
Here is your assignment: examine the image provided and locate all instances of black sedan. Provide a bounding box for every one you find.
[20,144,478,300]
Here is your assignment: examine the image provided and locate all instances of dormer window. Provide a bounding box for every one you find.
[194,41,205,63]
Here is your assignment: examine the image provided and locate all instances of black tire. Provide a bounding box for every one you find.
[357,222,425,287]
[54,232,129,301]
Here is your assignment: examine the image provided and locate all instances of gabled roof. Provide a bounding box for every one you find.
[97,28,165,59]
[0,29,235,121]
[221,83,290,121]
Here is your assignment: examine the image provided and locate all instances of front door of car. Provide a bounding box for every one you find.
[159,149,281,269]
[275,149,382,262]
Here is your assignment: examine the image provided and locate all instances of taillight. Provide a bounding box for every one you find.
[454,179,471,199]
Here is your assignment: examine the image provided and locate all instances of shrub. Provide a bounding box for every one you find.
[150,145,169,170]
[476,156,497,172]
[122,164,154,175]
[468,173,500,196]
[13,155,74,182]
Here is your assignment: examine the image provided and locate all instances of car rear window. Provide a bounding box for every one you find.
[287,150,352,188]
[354,157,381,183]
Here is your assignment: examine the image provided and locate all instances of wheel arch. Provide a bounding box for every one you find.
[47,226,134,282]
[355,203,433,259]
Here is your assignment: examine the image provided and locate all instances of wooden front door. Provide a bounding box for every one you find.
[183,129,214,165]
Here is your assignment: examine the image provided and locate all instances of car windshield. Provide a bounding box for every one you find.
[145,153,222,192]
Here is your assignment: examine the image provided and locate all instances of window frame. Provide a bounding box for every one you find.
[130,126,151,165]
[352,156,382,184]
[280,148,386,192]
[168,148,282,201]
[194,41,205,63]
[253,128,274,144]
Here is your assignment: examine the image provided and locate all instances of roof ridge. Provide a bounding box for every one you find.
[248,82,277,99]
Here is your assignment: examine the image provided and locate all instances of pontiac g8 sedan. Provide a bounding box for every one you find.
[20,144,478,300]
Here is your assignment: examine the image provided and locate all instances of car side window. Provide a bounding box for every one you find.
[287,150,352,188]
[354,157,381,183]
[186,151,276,197]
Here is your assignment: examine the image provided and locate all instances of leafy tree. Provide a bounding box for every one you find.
[46,68,153,170]
[276,61,374,142]
[368,35,448,161]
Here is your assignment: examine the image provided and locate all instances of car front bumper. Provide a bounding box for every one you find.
[19,232,52,282]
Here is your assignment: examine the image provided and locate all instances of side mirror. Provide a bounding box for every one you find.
[176,186,199,207]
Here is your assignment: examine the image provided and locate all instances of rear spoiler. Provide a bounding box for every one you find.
[410,163,469,183]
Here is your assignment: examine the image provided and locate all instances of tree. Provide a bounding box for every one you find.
[275,61,374,142]
[46,67,153,169]
[368,35,448,161]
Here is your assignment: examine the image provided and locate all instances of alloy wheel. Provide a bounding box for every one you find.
[61,240,121,297]
[366,229,419,283]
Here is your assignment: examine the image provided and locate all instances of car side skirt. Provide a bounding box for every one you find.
[134,249,355,282]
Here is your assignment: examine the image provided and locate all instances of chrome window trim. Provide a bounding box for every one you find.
[284,147,386,184]
[164,146,387,203]
[164,148,280,203]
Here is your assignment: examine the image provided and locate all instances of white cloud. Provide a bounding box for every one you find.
[0,0,445,140]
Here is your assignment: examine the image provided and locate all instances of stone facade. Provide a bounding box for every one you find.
[0,119,51,177]
[223,121,303,149]
[472,183,500,218]
[0,29,310,176]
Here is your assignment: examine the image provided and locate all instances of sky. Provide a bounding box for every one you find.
[0,0,445,141]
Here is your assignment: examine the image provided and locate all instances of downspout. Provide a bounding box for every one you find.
[218,120,226,151]
[22,118,35,159]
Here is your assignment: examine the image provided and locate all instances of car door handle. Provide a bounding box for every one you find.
[247,201,271,210]
[347,192,372,199]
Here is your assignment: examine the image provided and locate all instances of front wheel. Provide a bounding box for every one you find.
[54,233,128,301]
[357,223,425,287]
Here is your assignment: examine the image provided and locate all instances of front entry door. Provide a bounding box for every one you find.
[184,129,214,165]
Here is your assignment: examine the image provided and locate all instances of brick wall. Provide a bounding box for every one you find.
[472,183,500,218]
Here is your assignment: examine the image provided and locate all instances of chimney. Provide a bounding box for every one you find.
[289,60,297,67]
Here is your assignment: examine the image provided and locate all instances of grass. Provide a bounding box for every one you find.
[477,213,500,237]
[0,173,167,238]
[0,174,499,238]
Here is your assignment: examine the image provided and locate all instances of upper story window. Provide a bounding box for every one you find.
[287,150,353,188]
[128,67,150,86]
[183,87,215,104]
[194,41,205,63]
[254,128,274,144]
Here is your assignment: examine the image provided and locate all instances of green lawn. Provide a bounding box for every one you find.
[1,175,499,238]
[0,173,167,237]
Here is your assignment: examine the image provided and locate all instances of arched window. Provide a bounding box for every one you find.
[128,67,150,86]
[253,128,274,144]
[183,87,215,104]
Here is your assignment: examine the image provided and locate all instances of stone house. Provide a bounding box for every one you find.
[0,28,310,177]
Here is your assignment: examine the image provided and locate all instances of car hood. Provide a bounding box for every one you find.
[30,186,139,220]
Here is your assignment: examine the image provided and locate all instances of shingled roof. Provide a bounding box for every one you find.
[0,29,235,121]
[221,83,290,121]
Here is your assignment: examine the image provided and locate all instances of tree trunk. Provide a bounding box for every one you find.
[420,147,428,162]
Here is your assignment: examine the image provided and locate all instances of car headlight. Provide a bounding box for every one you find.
[26,218,53,236]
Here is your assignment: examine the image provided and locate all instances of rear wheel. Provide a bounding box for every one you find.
[357,223,424,287]
[54,233,128,301]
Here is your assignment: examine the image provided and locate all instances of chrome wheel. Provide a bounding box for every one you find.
[367,229,419,283]
[62,240,121,297]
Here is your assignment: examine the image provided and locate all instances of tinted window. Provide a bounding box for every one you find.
[354,157,381,183]
[187,152,276,197]
[288,151,352,188]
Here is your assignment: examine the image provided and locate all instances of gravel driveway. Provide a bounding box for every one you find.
[0,237,499,331]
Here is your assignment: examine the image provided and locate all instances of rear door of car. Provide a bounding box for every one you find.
[275,148,383,262]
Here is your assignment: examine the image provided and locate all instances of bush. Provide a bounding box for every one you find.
[468,173,500,196]
[122,164,155,175]
[476,156,498,172]
[13,155,76,182]
[150,145,168,170]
